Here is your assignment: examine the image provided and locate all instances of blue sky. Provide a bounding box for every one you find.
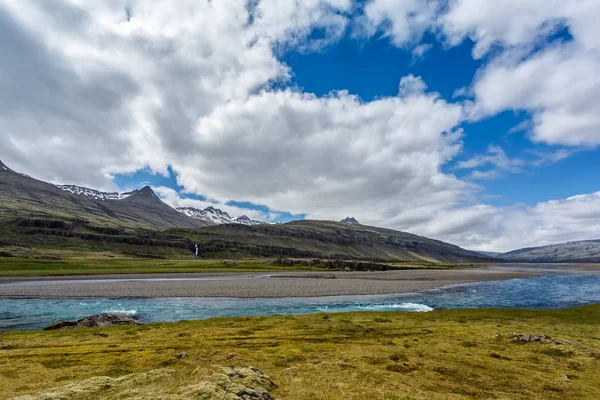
[114,27,595,217]
[3,1,600,251]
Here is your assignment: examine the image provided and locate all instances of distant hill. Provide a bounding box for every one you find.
[499,240,600,263]
[172,220,494,263]
[341,217,360,225]
[476,251,503,258]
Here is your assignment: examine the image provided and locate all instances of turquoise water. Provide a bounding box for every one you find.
[1,273,599,331]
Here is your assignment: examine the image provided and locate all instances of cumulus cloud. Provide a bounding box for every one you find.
[174,85,466,226]
[360,0,439,47]
[0,0,598,252]
[361,0,600,148]
[445,0,600,146]
[457,192,600,252]
[0,0,348,188]
[470,43,600,146]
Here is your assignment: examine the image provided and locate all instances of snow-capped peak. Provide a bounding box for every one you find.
[58,185,133,201]
[177,207,264,226]
[234,215,263,225]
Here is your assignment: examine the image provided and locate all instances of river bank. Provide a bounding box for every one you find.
[2,305,599,399]
[0,268,545,298]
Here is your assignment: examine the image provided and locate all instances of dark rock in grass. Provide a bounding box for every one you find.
[43,313,141,330]
[508,333,567,344]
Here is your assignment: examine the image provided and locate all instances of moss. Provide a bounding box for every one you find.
[2,306,600,399]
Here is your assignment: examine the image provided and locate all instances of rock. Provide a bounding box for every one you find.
[177,352,188,359]
[493,332,501,339]
[16,366,276,400]
[507,333,566,344]
[43,313,142,330]
[181,366,276,400]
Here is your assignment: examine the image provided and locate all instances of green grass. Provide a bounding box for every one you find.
[1,306,599,399]
[0,256,315,276]
[0,249,475,276]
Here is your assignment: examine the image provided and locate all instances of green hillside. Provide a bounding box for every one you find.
[0,160,491,263]
[172,220,493,263]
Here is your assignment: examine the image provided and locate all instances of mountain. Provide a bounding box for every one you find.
[178,206,235,224]
[476,251,503,258]
[177,206,264,226]
[0,160,502,263]
[341,217,360,225]
[51,184,274,227]
[0,160,210,230]
[172,220,494,263]
[233,215,263,226]
[499,240,600,262]
[57,185,133,201]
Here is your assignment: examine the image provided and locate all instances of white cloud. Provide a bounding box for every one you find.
[360,0,600,148]
[0,0,349,189]
[445,0,600,146]
[472,192,600,252]
[361,0,439,47]
[173,85,467,227]
[470,43,600,146]
[411,43,433,61]
[0,0,599,253]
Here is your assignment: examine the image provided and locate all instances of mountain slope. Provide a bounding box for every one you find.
[0,161,210,230]
[500,240,600,262]
[57,185,133,200]
[172,220,494,263]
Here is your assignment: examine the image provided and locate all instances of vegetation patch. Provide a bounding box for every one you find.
[1,306,600,399]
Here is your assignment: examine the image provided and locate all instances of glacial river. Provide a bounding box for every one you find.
[1,272,599,330]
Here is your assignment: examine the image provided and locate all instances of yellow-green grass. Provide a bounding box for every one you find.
[1,306,599,399]
[0,251,476,276]
[0,256,308,276]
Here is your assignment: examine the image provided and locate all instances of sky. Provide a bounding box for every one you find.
[1,0,600,252]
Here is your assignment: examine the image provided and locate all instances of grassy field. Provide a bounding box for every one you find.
[0,251,478,276]
[1,306,599,399]
[0,256,305,276]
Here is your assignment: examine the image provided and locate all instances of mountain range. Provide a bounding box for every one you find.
[1,160,598,262]
[56,185,264,226]
[497,240,600,263]
[0,160,210,230]
[0,160,492,262]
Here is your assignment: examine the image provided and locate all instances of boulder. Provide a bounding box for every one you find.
[43,313,141,330]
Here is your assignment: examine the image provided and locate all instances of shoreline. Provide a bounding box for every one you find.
[0,268,551,298]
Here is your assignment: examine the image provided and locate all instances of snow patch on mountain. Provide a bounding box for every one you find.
[234,215,263,225]
[58,183,267,225]
[58,185,134,201]
[177,207,264,225]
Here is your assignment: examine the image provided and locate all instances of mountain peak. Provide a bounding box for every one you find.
[341,217,360,225]
[0,160,12,173]
[139,186,155,196]
[123,185,166,207]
